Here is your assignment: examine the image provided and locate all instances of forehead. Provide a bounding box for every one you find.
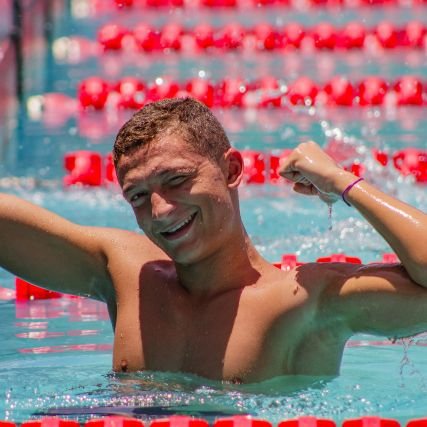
[116,134,211,184]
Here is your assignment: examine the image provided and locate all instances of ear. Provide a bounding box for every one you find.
[223,148,244,188]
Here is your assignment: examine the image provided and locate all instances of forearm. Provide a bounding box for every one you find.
[335,171,427,286]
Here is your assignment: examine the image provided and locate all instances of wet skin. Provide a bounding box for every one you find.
[108,136,349,381]
[108,137,427,382]
[1,139,427,383]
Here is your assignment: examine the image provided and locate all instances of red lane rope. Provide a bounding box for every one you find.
[2,414,424,427]
[75,75,427,110]
[96,21,427,52]
[61,148,427,187]
[113,0,427,8]
[9,252,399,301]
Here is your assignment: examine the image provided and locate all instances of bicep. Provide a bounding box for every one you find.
[323,263,427,338]
[0,194,112,300]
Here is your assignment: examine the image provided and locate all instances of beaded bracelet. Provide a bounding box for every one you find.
[342,177,364,206]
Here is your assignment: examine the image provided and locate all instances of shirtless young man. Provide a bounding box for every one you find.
[1,97,427,383]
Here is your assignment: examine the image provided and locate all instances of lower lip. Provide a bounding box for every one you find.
[161,213,197,241]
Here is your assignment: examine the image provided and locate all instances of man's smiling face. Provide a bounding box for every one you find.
[117,134,237,265]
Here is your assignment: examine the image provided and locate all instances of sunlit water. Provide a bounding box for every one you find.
[1,1,427,424]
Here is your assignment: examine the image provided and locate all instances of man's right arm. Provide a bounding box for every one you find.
[0,193,114,301]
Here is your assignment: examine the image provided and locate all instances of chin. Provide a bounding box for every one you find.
[168,244,212,266]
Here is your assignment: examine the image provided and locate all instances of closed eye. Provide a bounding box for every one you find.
[167,175,189,186]
[129,192,148,207]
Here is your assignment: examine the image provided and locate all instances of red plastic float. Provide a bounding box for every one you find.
[407,419,427,427]
[345,162,366,177]
[273,254,305,270]
[269,149,291,183]
[133,23,160,51]
[15,278,62,301]
[86,416,144,427]
[287,77,318,106]
[342,417,400,427]
[372,149,389,166]
[375,21,399,49]
[394,76,424,106]
[311,22,337,50]
[146,77,180,103]
[253,23,280,50]
[21,419,80,427]
[216,77,248,108]
[393,148,427,183]
[21,419,79,427]
[253,75,284,108]
[78,77,110,110]
[150,416,208,427]
[282,22,305,49]
[381,253,399,263]
[194,24,215,49]
[339,22,366,49]
[216,23,246,49]
[404,21,427,48]
[115,77,146,109]
[114,0,134,7]
[278,416,336,427]
[98,23,128,51]
[63,151,104,187]
[201,0,237,7]
[358,77,388,106]
[185,78,215,107]
[160,23,183,50]
[316,254,362,263]
[242,150,266,183]
[324,76,355,106]
[214,416,272,427]
[105,153,119,184]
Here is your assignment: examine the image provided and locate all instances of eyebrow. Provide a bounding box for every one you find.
[122,167,197,195]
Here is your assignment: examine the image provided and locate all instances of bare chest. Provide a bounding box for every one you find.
[106,255,339,381]
[109,270,311,381]
[112,293,291,381]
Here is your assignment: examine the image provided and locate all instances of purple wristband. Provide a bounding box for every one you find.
[342,177,364,206]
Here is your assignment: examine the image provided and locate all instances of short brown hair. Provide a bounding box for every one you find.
[113,97,231,166]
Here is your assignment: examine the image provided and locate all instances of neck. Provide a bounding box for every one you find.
[174,225,268,299]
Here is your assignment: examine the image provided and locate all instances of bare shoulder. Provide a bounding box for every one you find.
[320,261,422,299]
[315,261,427,336]
[85,226,169,262]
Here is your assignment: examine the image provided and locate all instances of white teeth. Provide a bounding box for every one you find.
[166,214,194,233]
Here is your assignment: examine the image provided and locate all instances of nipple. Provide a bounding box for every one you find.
[120,359,128,372]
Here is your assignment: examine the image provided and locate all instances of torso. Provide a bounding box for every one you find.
[102,231,351,382]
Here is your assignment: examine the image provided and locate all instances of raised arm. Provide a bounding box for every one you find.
[279,141,427,287]
[0,193,113,301]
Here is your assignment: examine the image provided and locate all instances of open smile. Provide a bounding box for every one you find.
[160,212,198,241]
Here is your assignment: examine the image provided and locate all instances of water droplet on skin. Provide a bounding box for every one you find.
[327,203,333,231]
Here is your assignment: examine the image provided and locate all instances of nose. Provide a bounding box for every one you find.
[150,191,174,220]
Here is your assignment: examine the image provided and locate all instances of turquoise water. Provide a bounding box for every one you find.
[1,1,427,424]
[0,181,427,423]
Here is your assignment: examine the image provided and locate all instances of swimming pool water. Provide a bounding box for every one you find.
[1,0,427,424]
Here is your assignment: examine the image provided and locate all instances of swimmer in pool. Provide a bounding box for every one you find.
[1,97,427,383]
